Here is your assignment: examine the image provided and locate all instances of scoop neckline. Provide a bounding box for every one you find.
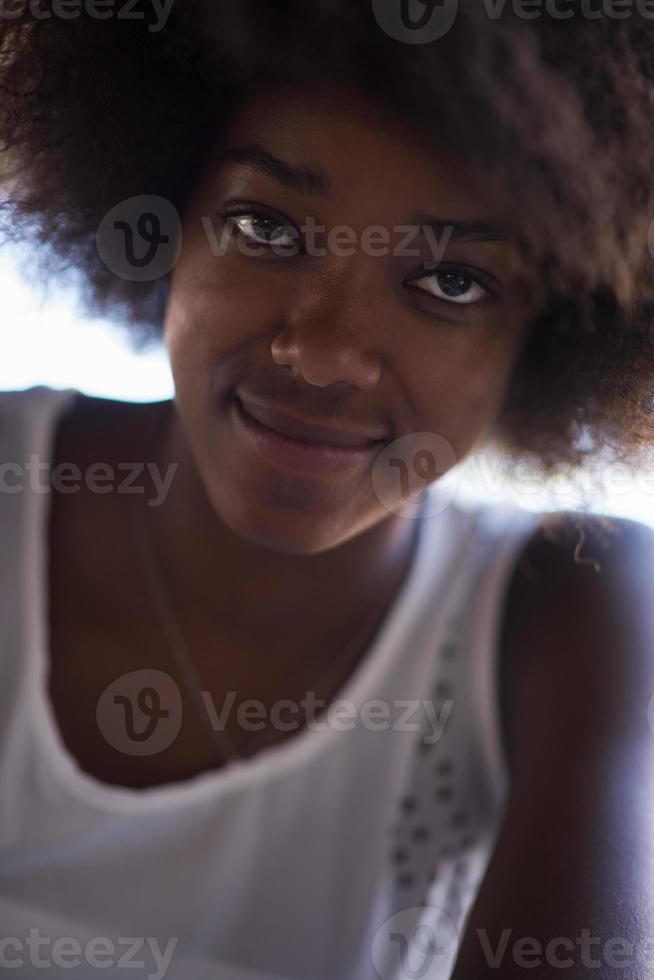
[28,385,466,814]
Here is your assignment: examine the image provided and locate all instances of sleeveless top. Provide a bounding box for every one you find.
[0,384,542,980]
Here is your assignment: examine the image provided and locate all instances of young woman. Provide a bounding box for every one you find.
[1,2,654,978]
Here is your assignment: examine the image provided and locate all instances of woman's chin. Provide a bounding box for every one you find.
[208,482,380,556]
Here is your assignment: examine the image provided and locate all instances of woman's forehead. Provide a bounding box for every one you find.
[209,84,496,221]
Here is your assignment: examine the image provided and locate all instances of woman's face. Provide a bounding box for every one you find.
[164,83,531,555]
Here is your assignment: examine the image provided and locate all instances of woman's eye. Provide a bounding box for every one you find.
[226,212,300,251]
[406,268,491,305]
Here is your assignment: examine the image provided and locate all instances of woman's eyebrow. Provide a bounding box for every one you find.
[216,143,330,198]
[215,144,507,243]
[409,215,509,244]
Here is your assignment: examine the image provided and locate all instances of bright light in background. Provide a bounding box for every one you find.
[0,250,173,402]
[1,247,653,528]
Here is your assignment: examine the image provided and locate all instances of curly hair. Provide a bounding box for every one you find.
[1,0,654,489]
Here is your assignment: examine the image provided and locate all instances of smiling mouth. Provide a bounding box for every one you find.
[231,394,387,475]
[235,394,388,449]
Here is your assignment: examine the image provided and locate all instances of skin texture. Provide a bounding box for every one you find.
[45,79,654,971]
[48,82,533,785]
[154,85,654,973]
[451,515,654,979]
[155,81,531,632]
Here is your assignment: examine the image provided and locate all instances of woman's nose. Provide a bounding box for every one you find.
[270,278,384,389]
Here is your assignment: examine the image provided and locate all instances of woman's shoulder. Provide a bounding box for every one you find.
[499,504,654,674]
[0,384,82,456]
[452,507,654,977]
[0,386,171,533]
[506,506,654,584]
[458,494,654,581]
[0,383,76,424]
[499,504,654,753]
[0,383,168,421]
[0,383,170,456]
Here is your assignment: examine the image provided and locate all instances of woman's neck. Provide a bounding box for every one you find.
[141,399,421,663]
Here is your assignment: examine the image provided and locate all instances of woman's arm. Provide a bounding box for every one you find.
[450,513,654,980]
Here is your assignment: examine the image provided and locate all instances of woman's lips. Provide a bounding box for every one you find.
[237,394,388,446]
[231,395,387,474]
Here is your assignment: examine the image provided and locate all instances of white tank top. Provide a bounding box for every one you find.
[0,384,541,980]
